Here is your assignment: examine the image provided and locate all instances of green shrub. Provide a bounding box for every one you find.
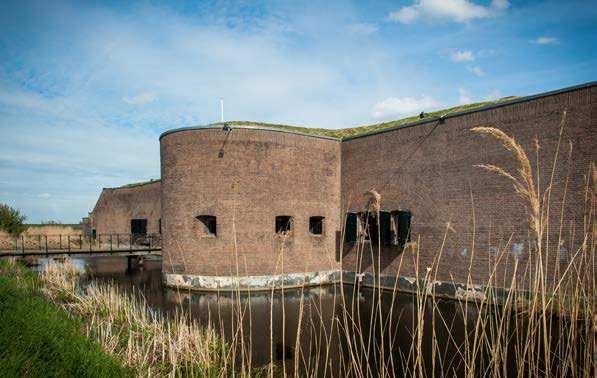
[0,204,28,237]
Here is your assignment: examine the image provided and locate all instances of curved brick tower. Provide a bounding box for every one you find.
[159,125,342,290]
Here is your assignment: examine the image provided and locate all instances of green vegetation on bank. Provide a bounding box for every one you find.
[208,96,517,139]
[0,260,129,377]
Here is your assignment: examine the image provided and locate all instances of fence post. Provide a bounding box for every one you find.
[68,236,71,253]
[116,234,120,248]
[21,236,24,254]
[14,236,17,254]
[110,235,113,252]
[79,235,82,250]
[45,235,48,252]
[38,235,42,251]
[59,234,62,250]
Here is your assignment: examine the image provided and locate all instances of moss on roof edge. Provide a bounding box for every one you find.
[105,179,161,190]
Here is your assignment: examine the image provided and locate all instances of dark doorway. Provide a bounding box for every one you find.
[394,210,412,246]
[130,219,148,236]
[345,213,358,244]
[360,211,392,246]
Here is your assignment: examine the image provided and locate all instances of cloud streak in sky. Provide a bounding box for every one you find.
[451,50,475,62]
[372,96,439,119]
[531,36,558,45]
[390,0,510,24]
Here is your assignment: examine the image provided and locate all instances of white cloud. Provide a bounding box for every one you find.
[389,0,509,24]
[531,36,558,45]
[468,66,485,76]
[389,7,420,23]
[122,92,157,105]
[451,50,474,62]
[485,89,501,101]
[347,22,378,35]
[458,87,472,104]
[491,0,510,10]
[372,96,439,119]
[37,193,51,199]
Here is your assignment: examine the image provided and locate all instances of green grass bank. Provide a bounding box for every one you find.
[0,259,130,377]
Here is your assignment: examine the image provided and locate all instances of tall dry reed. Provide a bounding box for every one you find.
[40,259,227,376]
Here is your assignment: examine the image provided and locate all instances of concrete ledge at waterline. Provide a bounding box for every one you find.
[163,270,341,291]
[163,270,530,306]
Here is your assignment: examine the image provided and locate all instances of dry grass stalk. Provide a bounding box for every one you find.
[364,188,381,213]
[39,259,226,376]
[471,127,541,239]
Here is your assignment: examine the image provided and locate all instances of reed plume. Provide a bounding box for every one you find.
[364,188,381,213]
[471,126,541,240]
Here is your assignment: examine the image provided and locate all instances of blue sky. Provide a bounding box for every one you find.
[0,0,595,223]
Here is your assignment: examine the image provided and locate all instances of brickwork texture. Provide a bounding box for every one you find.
[90,83,595,289]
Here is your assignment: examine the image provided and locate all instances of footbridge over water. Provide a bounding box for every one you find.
[0,233,162,258]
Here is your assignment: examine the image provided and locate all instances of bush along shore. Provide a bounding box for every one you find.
[0,258,232,377]
[0,259,129,377]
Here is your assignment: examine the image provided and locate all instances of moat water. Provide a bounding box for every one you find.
[35,256,585,377]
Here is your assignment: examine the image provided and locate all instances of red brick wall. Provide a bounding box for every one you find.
[160,128,342,276]
[341,85,596,287]
[90,181,161,236]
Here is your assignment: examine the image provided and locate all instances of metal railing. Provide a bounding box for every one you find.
[0,233,161,256]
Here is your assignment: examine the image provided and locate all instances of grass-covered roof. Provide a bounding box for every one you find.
[109,179,161,190]
[207,96,517,140]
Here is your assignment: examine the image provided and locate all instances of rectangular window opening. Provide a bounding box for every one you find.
[309,216,325,235]
[275,216,294,234]
[130,219,148,236]
[393,210,412,246]
[196,215,217,236]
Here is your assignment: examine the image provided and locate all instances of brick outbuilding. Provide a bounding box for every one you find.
[89,179,161,238]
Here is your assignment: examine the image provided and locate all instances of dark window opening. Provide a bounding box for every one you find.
[158,218,162,234]
[309,216,325,235]
[275,216,293,234]
[91,229,96,239]
[344,213,358,244]
[130,219,148,236]
[393,210,412,246]
[196,215,217,236]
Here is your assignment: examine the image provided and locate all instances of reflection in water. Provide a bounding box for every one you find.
[36,256,584,377]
